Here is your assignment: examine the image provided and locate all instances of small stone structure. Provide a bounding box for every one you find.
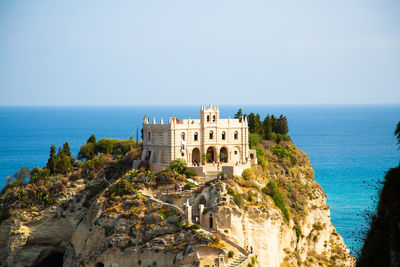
[138,103,256,175]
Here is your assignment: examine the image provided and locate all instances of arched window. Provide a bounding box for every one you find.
[222,131,226,140]
[194,132,198,141]
[207,115,210,122]
[181,132,185,140]
[213,115,216,122]
[234,131,238,140]
[209,131,214,139]
[148,132,151,141]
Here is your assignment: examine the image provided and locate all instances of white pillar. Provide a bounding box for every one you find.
[186,205,192,225]
[199,204,204,227]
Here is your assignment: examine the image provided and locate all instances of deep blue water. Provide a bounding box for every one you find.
[0,105,399,253]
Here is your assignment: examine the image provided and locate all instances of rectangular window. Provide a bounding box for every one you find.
[234,151,238,155]
[181,153,185,156]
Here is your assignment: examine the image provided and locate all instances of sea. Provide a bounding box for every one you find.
[0,105,399,254]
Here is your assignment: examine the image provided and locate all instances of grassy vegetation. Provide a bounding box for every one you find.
[227,187,244,207]
[262,180,290,221]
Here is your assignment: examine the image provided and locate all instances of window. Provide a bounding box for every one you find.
[207,115,210,122]
[148,132,151,141]
[181,152,185,156]
[234,131,238,139]
[234,150,238,155]
[213,115,216,122]
[181,132,185,140]
[222,131,226,140]
[194,132,198,141]
[209,131,214,139]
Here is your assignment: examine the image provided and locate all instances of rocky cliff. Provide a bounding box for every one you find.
[357,164,400,267]
[0,142,354,266]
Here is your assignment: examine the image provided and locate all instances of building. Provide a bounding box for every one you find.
[139,103,256,176]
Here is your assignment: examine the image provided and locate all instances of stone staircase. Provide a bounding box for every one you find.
[204,171,219,182]
[228,253,248,267]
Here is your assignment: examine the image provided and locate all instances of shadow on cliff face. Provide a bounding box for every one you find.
[357,164,400,267]
[32,248,64,267]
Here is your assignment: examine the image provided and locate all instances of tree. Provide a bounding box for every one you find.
[62,142,75,163]
[168,159,187,174]
[13,166,30,183]
[202,153,208,164]
[87,134,97,144]
[78,135,98,160]
[56,146,72,174]
[263,115,273,140]
[395,121,400,148]
[247,113,263,135]
[46,145,58,174]
[234,109,243,122]
[277,115,289,135]
[271,115,278,133]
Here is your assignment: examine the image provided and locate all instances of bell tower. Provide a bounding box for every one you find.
[200,102,219,125]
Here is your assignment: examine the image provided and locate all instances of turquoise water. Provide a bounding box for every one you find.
[0,105,399,253]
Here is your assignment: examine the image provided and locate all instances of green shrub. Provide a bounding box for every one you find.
[242,168,255,180]
[184,169,196,178]
[312,222,323,230]
[168,159,187,174]
[190,223,201,230]
[247,191,256,202]
[271,145,297,165]
[294,224,303,238]
[184,182,195,190]
[251,255,257,265]
[249,133,263,148]
[30,167,50,183]
[106,178,135,198]
[263,180,290,221]
[233,192,244,206]
[228,250,234,258]
[102,138,135,156]
[227,187,235,196]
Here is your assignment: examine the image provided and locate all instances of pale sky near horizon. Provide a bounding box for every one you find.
[0,0,399,105]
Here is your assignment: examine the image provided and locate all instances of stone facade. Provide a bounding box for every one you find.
[141,103,251,168]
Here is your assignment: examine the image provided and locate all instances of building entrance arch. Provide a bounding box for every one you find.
[220,147,228,163]
[192,148,200,165]
[206,147,216,163]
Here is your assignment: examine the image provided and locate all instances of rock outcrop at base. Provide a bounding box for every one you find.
[0,142,355,266]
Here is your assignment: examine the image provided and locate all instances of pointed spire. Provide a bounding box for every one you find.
[153,117,156,124]
[160,117,163,124]
[144,116,148,124]
[209,101,212,109]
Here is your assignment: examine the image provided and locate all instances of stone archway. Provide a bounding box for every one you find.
[192,148,200,165]
[206,147,216,163]
[220,147,228,163]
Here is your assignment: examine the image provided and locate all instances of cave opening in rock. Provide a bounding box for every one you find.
[96,263,105,267]
[33,251,64,267]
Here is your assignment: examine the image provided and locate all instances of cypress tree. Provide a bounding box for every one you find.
[254,114,263,135]
[263,115,273,140]
[277,115,289,135]
[87,134,97,144]
[62,142,75,164]
[271,115,278,133]
[46,145,58,174]
[234,109,243,122]
[248,113,256,133]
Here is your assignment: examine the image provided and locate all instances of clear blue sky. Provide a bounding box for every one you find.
[0,0,399,105]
